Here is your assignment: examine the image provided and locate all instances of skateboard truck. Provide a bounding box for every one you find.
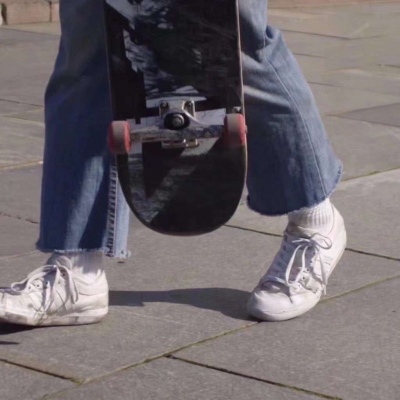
[108,99,242,155]
[159,100,198,150]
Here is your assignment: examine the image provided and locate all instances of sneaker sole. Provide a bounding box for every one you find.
[0,307,108,327]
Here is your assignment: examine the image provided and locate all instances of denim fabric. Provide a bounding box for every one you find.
[239,1,342,215]
[37,0,130,257]
[37,0,341,256]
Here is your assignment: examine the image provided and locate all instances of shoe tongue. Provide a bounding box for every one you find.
[262,280,291,295]
[286,222,315,238]
[46,254,73,269]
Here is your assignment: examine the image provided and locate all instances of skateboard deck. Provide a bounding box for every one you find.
[104,0,247,235]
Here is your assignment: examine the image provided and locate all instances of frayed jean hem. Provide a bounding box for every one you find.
[247,163,343,217]
[35,244,131,259]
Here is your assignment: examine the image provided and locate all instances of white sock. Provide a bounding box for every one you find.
[50,251,104,283]
[288,198,334,234]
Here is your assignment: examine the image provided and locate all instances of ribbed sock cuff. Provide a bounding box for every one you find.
[288,198,333,232]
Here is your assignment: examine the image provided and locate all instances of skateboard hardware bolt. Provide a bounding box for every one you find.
[233,107,242,114]
[160,101,169,110]
[184,101,195,115]
[164,113,187,130]
[172,115,185,128]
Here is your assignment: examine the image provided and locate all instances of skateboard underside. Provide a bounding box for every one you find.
[104,0,246,235]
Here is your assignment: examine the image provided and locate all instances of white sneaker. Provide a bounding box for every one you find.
[0,256,109,326]
[247,206,346,322]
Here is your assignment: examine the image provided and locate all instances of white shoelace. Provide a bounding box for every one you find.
[264,233,333,294]
[10,261,80,312]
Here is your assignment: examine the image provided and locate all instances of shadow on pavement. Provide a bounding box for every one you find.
[0,324,36,344]
[109,287,251,320]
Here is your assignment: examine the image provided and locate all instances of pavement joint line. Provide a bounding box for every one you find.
[339,247,400,262]
[4,115,45,128]
[320,273,400,305]
[341,167,400,182]
[0,97,42,108]
[166,355,342,400]
[0,211,39,225]
[5,271,397,394]
[0,26,59,38]
[225,223,284,239]
[322,104,400,117]
[2,321,258,390]
[0,277,398,395]
[0,160,43,171]
[41,387,80,400]
[0,110,40,117]
[293,51,325,58]
[332,113,400,129]
[0,357,81,385]
[0,249,39,261]
[307,80,400,98]
[339,167,400,183]
[224,224,400,262]
[280,28,361,41]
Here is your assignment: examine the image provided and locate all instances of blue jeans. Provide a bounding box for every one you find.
[37,0,342,257]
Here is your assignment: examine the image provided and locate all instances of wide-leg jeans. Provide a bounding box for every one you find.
[37,0,342,257]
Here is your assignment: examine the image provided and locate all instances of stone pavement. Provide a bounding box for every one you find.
[1,3,400,400]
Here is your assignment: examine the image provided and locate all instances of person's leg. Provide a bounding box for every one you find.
[239,1,346,321]
[38,0,129,257]
[0,0,129,326]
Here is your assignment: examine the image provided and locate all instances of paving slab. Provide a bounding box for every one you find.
[0,164,42,223]
[174,277,400,400]
[282,20,400,69]
[1,216,400,302]
[286,32,400,70]
[0,100,39,116]
[122,218,400,296]
[3,23,61,36]
[333,169,400,259]
[325,116,400,180]
[1,222,399,381]
[0,29,58,105]
[308,65,400,97]
[269,11,392,39]
[0,251,46,281]
[0,226,270,380]
[0,361,74,400]
[106,242,400,320]
[338,102,400,128]
[0,300,253,381]
[230,169,400,259]
[297,3,400,16]
[0,215,38,257]
[270,0,400,10]
[282,31,348,58]
[0,118,44,167]
[309,83,400,115]
[295,54,365,83]
[49,358,320,400]
[331,34,400,68]
[0,114,44,138]
[0,26,59,45]
[7,108,44,124]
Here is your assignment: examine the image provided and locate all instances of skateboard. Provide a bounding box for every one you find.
[104,0,247,235]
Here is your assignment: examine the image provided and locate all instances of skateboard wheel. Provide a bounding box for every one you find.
[108,121,131,155]
[223,114,247,148]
